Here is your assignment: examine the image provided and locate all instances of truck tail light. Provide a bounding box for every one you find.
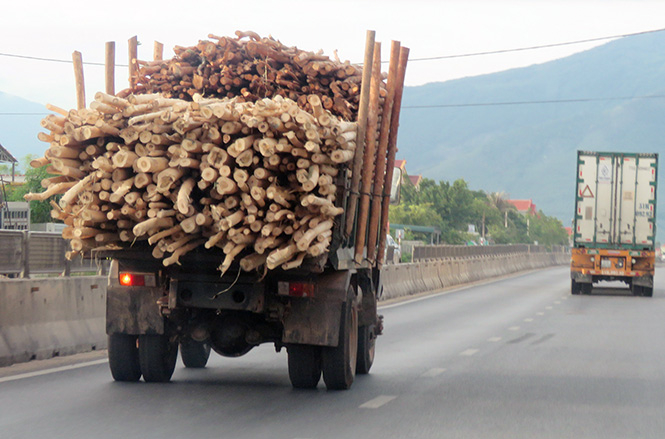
[118,273,156,287]
[278,281,315,297]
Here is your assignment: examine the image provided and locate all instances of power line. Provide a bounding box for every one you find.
[408,27,665,62]
[0,52,128,67]
[402,94,665,109]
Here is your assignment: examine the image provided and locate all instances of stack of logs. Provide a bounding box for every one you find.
[121,31,382,121]
[26,91,357,274]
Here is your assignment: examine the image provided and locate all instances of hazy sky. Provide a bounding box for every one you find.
[1,0,665,109]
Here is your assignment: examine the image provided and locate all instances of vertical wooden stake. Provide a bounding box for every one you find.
[344,30,375,240]
[128,36,138,88]
[154,41,164,61]
[366,41,401,264]
[354,41,382,264]
[377,46,409,268]
[105,42,115,95]
[72,51,85,110]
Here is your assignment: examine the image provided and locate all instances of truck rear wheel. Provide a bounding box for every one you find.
[108,334,141,382]
[287,344,322,389]
[322,292,358,390]
[139,334,178,382]
[643,287,654,297]
[571,279,581,295]
[581,283,592,295]
[180,339,211,368]
[356,325,375,375]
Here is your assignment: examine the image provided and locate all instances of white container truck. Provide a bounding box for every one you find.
[571,151,658,296]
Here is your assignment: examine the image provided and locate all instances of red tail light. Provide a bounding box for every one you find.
[278,281,315,297]
[119,273,145,286]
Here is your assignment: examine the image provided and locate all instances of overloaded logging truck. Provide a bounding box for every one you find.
[25,31,409,390]
[571,151,658,296]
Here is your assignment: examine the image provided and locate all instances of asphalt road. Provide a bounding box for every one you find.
[2,266,664,439]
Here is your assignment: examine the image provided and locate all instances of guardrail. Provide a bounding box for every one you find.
[412,244,569,261]
[0,231,106,278]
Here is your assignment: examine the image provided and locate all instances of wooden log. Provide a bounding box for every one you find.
[354,41,382,264]
[24,181,77,201]
[133,217,174,237]
[58,174,94,208]
[128,36,138,88]
[367,40,400,264]
[163,239,206,266]
[72,51,86,110]
[345,30,375,238]
[105,41,115,95]
[218,243,247,276]
[177,178,196,214]
[296,219,333,252]
[377,45,409,267]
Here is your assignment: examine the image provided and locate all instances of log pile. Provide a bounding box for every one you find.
[26,92,357,274]
[121,31,382,121]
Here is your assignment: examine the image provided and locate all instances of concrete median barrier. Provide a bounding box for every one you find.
[0,276,107,367]
[382,251,568,301]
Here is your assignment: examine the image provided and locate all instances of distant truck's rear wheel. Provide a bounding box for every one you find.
[643,287,654,297]
[571,279,581,295]
[322,289,358,390]
[139,334,178,382]
[287,344,322,389]
[108,334,141,382]
[632,284,643,296]
[180,339,211,368]
[581,283,592,295]
[356,325,375,375]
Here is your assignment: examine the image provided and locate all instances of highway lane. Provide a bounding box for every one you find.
[2,265,664,439]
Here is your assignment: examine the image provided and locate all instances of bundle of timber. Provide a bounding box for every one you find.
[26,91,357,274]
[122,31,378,121]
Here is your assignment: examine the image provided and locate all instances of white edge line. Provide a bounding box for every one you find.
[0,359,108,384]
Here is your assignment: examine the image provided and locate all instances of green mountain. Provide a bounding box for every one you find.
[397,31,665,240]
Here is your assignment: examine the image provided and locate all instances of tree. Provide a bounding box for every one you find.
[4,156,58,224]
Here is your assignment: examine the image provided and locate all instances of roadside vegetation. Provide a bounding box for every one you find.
[390,177,569,247]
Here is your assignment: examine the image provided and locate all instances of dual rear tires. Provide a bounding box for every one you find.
[632,284,654,297]
[287,289,363,390]
[109,334,209,382]
[571,280,592,295]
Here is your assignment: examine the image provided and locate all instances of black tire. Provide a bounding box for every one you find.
[571,279,581,295]
[632,284,643,296]
[287,344,322,389]
[356,325,375,375]
[322,291,358,390]
[139,334,178,382]
[643,287,653,297]
[108,334,141,382]
[180,340,211,368]
[581,283,592,295]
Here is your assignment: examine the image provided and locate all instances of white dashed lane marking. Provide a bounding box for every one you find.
[508,326,520,331]
[536,312,545,316]
[459,349,479,356]
[488,336,502,342]
[360,395,398,409]
[524,318,534,322]
[421,368,447,378]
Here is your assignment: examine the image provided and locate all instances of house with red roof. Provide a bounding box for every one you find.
[506,199,537,216]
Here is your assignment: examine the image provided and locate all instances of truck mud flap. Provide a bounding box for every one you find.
[106,285,165,335]
[282,270,351,347]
